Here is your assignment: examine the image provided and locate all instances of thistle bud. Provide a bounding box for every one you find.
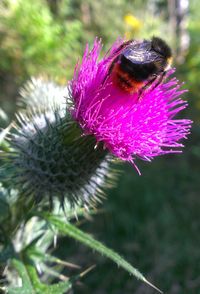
[1,80,111,208]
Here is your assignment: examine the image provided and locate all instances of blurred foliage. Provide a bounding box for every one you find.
[0,0,82,82]
[60,0,171,48]
[181,0,200,121]
[0,0,171,117]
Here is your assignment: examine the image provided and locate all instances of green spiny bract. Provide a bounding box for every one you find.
[1,79,112,209]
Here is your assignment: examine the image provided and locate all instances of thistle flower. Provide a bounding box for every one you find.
[71,39,192,173]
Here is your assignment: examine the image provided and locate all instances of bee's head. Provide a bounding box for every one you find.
[151,37,172,59]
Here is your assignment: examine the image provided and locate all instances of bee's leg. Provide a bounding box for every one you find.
[137,87,148,101]
[138,72,167,99]
[142,76,158,91]
[150,71,167,91]
[137,89,143,101]
[137,76,158,101]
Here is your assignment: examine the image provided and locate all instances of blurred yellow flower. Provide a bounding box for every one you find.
[124,14,142,31]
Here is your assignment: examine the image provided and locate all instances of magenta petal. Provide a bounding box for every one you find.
[71,39,192,167]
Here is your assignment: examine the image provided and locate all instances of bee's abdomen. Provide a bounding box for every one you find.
[111,63,144,93]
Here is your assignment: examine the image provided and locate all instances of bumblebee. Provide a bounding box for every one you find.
[108,37,173,96]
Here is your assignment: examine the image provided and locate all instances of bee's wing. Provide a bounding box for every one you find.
[124,47,161,65]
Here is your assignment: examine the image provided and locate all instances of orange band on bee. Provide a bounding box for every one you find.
[111,63,144,93]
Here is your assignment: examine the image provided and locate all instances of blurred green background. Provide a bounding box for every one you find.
[0,0,199,293]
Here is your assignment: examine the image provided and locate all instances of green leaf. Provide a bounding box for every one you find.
[8,258,75,294]
[8,259,35,294]
[41,280,73,294]
[42,213,162,293]
[23,264,73,294]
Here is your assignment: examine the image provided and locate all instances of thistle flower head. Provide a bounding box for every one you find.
[71,39,192,171]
